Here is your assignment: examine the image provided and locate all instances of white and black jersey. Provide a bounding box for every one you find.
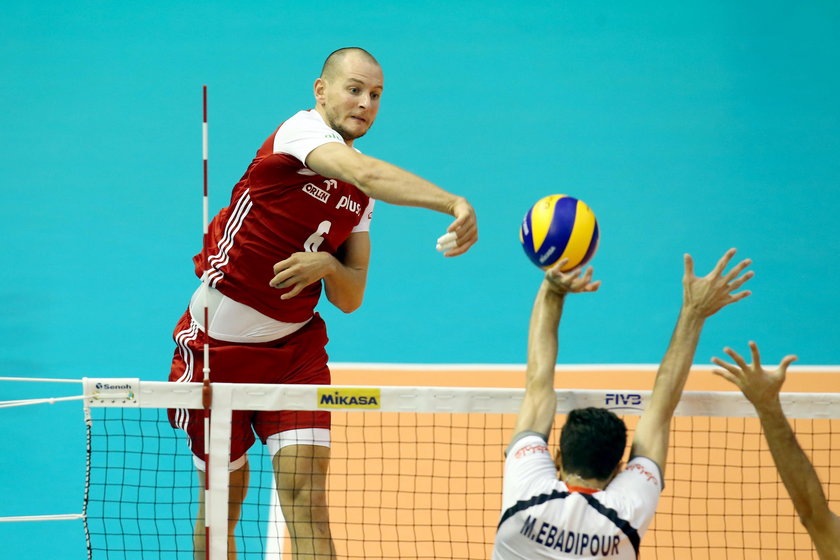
[493,433,662,560]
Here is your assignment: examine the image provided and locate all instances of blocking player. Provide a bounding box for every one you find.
[168,47,477,559]
[712,342,840,560]
[493,248,753,560]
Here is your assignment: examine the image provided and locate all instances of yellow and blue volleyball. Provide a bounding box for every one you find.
[520,194,600,271]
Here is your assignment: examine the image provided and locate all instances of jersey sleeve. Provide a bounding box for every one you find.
[502,434,558,509]
[273,110,346,165]
[605,456,663,533]
[351,198,375,233]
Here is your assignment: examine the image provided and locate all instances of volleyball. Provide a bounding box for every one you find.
[519,194,600,271]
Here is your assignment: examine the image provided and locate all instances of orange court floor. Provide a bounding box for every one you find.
[332,363,840,392]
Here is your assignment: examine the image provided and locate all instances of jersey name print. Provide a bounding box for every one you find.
[519,514,621,556]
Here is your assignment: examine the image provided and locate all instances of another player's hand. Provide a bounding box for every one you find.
[543,259,601,296]
[436,196,477,257]
[683,248,753,318]
[270,252,336,299]
[711,341,798,409]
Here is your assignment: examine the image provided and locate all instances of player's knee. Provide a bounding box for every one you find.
[279,479,326,505]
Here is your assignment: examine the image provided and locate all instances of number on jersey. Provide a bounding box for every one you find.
[304,220,331,252]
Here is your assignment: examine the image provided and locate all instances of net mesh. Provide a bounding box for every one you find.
[83,388,839,560]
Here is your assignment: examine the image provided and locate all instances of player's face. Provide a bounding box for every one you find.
[318,56,383,143]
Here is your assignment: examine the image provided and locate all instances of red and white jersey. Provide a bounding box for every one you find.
[194,110,375,323]
[493,434,662,560]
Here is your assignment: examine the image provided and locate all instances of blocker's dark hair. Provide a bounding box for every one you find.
[559,407,627,481]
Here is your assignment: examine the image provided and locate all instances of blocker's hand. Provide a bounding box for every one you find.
[543,259,601,296]
[683,248,753,318]
[270,252,336,299]
[711,341,798,409]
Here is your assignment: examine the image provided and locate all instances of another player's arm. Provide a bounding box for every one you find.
[712,343,840,560]
[511,262,600,441]
[270,232,370,313]
[629,301,705,473]
[630,249,753,475]
[754,400,840,559]
[305,143,476,257]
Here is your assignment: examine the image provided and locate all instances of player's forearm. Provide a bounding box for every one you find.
[513,284,565,436]
[649,307,705,415]
[525,284,565,391]
[630,308,705,467]
[354,156,462,216]
[323,259,367,313]
[755,399,834,530]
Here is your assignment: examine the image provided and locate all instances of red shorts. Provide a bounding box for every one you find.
[167,309,331,464]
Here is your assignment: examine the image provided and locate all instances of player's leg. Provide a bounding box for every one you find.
[193,460,250,560]
[168,313,258,558]
[272,443,335,560]
[256,314,334,559]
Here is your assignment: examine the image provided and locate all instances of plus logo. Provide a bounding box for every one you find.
[336,195,361,216]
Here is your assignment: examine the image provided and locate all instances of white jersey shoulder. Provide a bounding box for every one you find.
[273,110,347,165]
[493,434,662,560]
[273,110,374,233]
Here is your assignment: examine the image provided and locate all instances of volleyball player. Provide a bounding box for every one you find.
[493,248,753,560]
[712,343,840,560]
[168,47,477,559]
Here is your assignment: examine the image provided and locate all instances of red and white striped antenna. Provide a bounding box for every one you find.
[202,85,211,386]
[201,84,213,560]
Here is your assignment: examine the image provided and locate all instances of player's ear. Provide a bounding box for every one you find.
[314,78,327,104]
[554,449,564,476]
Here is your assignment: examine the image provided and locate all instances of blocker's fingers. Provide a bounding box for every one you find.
[779,354,798,372]
[748,341,762,372]
[724,347,751,372]
[711,356,739,375]
[684,253,695,278]
[724,258,753,283]
[711,248,738,277]
[546,259,570,276]
[711,367,739,386]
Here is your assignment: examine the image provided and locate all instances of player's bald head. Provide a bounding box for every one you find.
[320,47,380,81]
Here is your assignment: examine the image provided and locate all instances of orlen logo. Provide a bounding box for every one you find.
[317,388,381,409]
[604,393,643,412]
[303,182,330,203]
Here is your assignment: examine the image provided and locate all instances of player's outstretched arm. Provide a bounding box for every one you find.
[305,142,477,257]
[712,343,840,560]
[511,261,600,441]
[630,249,753,475]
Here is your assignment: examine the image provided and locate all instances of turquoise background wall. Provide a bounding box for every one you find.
[1,1,838,557]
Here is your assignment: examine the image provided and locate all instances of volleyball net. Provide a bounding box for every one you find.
[2,376,838,559]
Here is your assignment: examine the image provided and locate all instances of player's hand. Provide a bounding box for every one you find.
[683,248,753,318]
[270,252,336,299]
[543,259,601,296]
[711,341,798,408]
[436,197,477,257]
